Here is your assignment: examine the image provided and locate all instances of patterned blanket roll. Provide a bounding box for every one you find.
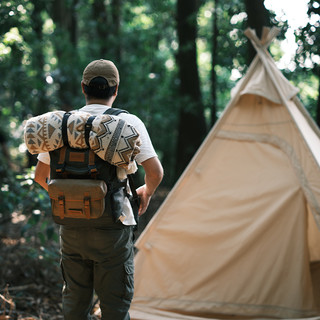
[24,111,141,170]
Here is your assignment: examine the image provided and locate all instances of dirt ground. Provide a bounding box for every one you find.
[0,188,169,320]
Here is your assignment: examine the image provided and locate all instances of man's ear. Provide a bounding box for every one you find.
[81,81,86,94]
[114,85,118,96]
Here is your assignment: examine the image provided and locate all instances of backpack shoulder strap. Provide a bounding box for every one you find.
[103,107,129,116]
[62,112,71,147]
[103,107,140,219]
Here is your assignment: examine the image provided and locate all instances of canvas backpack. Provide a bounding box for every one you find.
[47,107,140,227]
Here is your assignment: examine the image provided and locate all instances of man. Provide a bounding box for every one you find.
[34,59,163,320]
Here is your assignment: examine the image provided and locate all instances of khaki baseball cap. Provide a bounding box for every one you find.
[82,59,120,86]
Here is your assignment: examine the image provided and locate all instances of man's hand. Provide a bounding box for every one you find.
[138,157,163,215]
[136,184,152,215]
[34,160,50,191]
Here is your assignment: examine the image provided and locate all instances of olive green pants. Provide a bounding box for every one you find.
[60,224,134,320]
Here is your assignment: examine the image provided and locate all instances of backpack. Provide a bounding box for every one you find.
[47,107,140,227]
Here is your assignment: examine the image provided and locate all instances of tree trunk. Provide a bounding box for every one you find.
[175,0,207,179]
[317,67,320,128]
[30,0,48,115]
[51,0,78,44]
[211,0,219,126]
[92,0,109,57]
[50,0,79,109]
[245,0,270,63]
[112,0,122,61]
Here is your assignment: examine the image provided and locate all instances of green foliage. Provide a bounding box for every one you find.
[293,72,319,119]
[0,0,319,216]
[293,0,320,122]
[0,168,50,217]
[21,211,59,245]
[0,165,54,247]
[295,1,320,71]
[196,0,248,121]
[0,6,318,314]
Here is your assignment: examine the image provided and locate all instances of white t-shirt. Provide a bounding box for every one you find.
[37,104,158,226]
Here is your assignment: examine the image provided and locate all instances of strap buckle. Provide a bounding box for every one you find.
[84,193,91,219]
[58,193,65,219]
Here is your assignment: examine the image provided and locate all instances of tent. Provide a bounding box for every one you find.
[130,27,320,320]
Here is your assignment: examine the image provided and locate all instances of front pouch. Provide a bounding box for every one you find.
[48,179,107,220]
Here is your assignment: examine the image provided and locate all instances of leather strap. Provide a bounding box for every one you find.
[85,116,96,148]
[84,192,91,219]
[56,145,67,175]
[58,146,67,166]
[88,150,98,177]
[62,112,71,147]
[58,193,65,219]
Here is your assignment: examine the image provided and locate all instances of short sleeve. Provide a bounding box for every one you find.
[37,152,50,165]
[119,113,158,165]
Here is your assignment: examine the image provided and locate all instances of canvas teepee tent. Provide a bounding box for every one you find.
[130,27,320,320]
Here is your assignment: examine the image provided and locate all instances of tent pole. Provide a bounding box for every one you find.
[248,30,320,164]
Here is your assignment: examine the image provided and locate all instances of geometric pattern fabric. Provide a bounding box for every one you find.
[24,110,140,170]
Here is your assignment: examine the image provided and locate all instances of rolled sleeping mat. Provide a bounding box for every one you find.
[24,110,141,170]
[89,114,141,169]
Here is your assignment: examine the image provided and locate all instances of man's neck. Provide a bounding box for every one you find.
[86,99,113,106]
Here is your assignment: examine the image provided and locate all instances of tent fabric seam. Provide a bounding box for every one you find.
[133,297,318,318]
[217,130,320,228]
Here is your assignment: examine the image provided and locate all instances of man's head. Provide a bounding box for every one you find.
[81,59,120,101]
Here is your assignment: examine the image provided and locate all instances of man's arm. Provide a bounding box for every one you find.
[137,156,164,215]
[34,160,50,191]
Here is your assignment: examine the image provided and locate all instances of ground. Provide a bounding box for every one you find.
[0,188,169,319]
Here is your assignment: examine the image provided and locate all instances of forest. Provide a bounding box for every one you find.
[0,0,319,318]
